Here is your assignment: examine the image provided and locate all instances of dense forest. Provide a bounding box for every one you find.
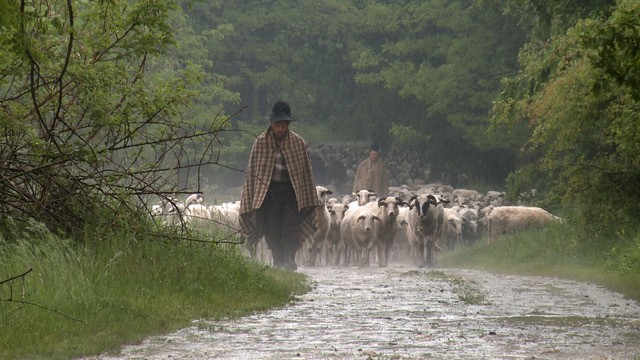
[0,0,638,237]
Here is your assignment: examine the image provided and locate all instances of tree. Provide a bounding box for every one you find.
[501,0,614,41]
[352,0,526,183]
[0,0,235,238]
[491,0,640,230]
[184,0,361,128]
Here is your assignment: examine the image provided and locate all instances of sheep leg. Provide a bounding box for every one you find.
[307,242,319,267]
[376,243,386,267]
[384,240,393,267]
[425,238,435,267]
[377,240,392,267]
[414,237,427,268]
[342,243,351,268]
[361,246,371,267]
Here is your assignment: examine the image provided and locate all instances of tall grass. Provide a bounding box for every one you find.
[438,221,640,301]
[0,220,309,359]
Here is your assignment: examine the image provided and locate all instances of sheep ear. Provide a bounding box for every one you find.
[357,215,365,222]
[396,197,403,204]
[344,204,349,210]
[378,199,385,207]
[373,216,381,222]
[326,190,333,195]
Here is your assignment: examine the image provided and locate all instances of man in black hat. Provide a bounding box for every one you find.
[352,143,390,198]
[239,101,320,270]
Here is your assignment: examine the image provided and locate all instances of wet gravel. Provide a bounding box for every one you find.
[91,265,640,359]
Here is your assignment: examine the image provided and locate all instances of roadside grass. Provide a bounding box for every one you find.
[0,220,309,360]
[438,222,640,302]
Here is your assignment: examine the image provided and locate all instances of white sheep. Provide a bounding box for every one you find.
[338,206,381,267]
[443,207,463,250]
[150,203,163,217]
[478,204,495,235]
[390,205,412,263]
[184,193,204,207]
[208,201,241,229]
[484,191,505,207]
[305,186,333,267]
[177,193,205,225]
[363,196,404,267]
[207,201,252,254]
[452,188,483,204]
[458,208,480,246]
[326,197,339,209]
[151,196,188,228]
[326,203,349,266]
[185,202,212,227]
[487,206,563,242]
[349,189,377,208]
[406,194,448,268]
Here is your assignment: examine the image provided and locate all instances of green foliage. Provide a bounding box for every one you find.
[500,0,614,41]
[389,123,426,150]
[492,0,640,231]
[0,0,241,237]
[613,230,640,275]
[0,222,308,359]
[185,0,360,127]
[582,0,640,101]
[175,1,533,184]
[352,0,526,183]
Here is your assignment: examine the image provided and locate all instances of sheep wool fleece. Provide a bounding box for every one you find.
[240,127,320,242]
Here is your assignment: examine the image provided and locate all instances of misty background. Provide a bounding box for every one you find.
[0,0,637,235]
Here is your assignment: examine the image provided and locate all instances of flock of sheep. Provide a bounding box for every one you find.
[148,183,563,269]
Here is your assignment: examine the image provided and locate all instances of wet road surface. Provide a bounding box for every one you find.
[90,265,640,359]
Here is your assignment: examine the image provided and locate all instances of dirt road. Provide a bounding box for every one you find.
[91,265,640,359]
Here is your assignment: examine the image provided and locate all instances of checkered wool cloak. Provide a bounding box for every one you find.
[352,158,390,198]
[239,127,320,242]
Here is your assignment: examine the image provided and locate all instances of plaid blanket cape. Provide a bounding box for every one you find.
[239,127,320,242]
[352,158,390,197]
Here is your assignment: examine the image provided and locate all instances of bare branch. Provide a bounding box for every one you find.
[1,268,86,323]
[2,299,86,323]
[0,268,32,286]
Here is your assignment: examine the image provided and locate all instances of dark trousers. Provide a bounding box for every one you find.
[258,181,301,267]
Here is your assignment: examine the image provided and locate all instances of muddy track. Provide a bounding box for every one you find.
[90,266,640,359]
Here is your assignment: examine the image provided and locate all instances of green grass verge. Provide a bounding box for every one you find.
[438,222,640,302]
[0,221,309,360]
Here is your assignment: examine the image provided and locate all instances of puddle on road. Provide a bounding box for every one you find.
[86,266,640,360]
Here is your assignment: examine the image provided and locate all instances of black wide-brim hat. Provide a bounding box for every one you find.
[269,113,296,122]
[269,100,297,122]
